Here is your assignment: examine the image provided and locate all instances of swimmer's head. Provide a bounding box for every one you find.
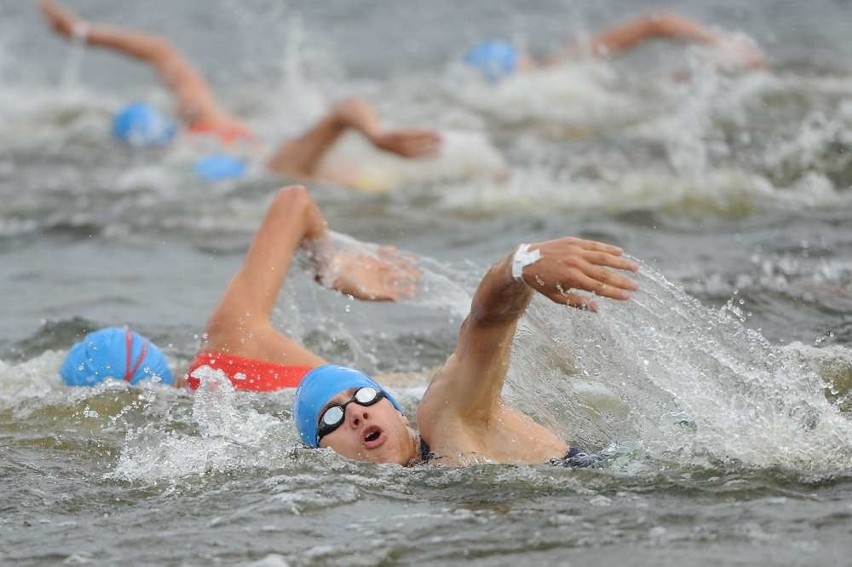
[294,365,416,465]
[463,40,518,83]
[60,327,174,387]
[112,102,177,146]
[194,154,247,182]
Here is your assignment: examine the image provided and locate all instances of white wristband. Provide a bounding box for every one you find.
[72,22,90,43]
[511,243,541,284]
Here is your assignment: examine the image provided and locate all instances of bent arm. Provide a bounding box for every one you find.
[587,13,722,57]
[548,12,727,65]
[40,0,236,126]
[202,185,329,362]
[266,97,440,179]
[202,185,419,363]
[422,237,639,423]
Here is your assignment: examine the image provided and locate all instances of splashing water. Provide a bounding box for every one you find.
[507,261,852,471]
[316,231,472,318]
[109,367,296,482]
[59,20,87,91]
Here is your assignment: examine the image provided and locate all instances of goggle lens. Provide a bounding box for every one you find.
[317,387,384,442]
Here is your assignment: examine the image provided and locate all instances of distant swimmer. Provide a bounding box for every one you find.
[463,12,767,83]
[40,0,441,187]
[292,240,639,467]
[60,185,420,391]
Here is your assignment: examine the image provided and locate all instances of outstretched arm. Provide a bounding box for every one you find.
[266,97,441,179]
[548,12,766,69]
[421,237,638,423]
[40,0,241,127]
[203,185,418,364]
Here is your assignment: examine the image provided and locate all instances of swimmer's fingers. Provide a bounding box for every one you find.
[408,130,442,157]
[708,34,768,72]
[580,249,639,273]
[580,264,639,297]
[387,276,419,301]
[525,237,638,307]
[377,246,423,280]
[376,129,442,158]
[551,287,599,313]
[573,238,625,257]
[332,252,420,302]
[382,263,421,300]
[566,295,599,313]
[534,267,624,305]
[570,267,634,301]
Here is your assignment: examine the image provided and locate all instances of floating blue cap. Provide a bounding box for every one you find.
[464,40,519,83]
[60,327,174,387]
[194,154,247,182]
[112,102,177,146]
[294,364,403,447]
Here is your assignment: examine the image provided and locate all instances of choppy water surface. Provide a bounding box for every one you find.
[2,1,852,565]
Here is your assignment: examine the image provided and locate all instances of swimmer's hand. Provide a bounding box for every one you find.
[40,0,83,39]
[369,129,442,159]
[322,247,421,301]
[707,33,767,71]
[332,97,441,159]
[521,237,639,312]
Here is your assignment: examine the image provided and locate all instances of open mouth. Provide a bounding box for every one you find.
[362,425,384,449]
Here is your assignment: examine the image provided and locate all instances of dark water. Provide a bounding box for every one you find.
[2,0,852,565]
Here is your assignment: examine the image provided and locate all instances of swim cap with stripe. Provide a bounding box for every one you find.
[60,327,174,387]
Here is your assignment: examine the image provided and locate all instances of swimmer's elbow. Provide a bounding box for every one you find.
[274,184,309,201]
[148,37,178,60]
[270,184,311,213]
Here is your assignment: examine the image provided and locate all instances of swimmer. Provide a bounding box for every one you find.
[60,183,638,467]
[40,0,441,187]
[464,12,767,82]
[293,241,639,467]
[60,185,420,391]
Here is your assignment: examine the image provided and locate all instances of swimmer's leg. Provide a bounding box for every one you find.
[266,97,441,181]
[40,0,238,125]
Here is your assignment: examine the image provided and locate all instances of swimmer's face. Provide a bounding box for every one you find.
[318,388,417,465]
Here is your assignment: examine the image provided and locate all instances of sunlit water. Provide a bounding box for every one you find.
[2,1,852,565]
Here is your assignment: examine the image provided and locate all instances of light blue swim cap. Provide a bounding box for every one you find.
[294,364,403,448]
[464,40,519,83]
[112,102,177,146]
[60,327,174,387]
[194,154,247,182]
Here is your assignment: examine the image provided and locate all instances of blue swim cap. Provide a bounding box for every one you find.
[463,40,519,83]
[60,327,174,387]
[112,102,177,146]
[194,154,247,182]
[294,364,403,447]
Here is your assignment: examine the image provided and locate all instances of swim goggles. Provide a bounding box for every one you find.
[317,387,385,442]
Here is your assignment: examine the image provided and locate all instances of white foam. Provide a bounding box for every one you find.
[506,262,852,470]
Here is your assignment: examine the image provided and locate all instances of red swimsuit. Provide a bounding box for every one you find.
[187,122,255,145]
[185,351,313,392]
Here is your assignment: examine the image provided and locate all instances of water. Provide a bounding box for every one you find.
[2,0,852,565]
